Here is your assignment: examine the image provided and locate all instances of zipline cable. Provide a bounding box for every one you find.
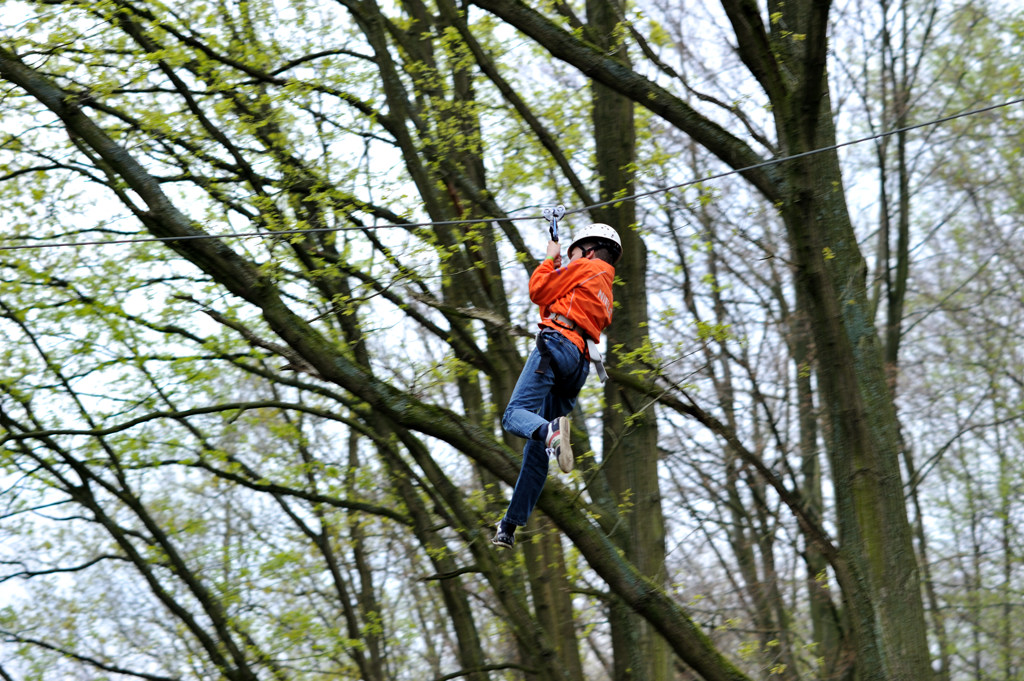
[0,96,1021,253]
[568,95,1024,216]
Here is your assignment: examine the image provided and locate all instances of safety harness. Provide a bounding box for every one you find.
[535,313,609,383]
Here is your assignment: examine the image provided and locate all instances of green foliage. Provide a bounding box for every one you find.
[1,0,1023,680]
[695,319,732,343]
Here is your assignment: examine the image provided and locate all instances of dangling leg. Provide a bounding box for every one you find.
[494,339,554,549]
[493,331,589,549]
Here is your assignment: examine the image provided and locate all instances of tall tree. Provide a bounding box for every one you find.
[579,1,669,680]
[465,0,931,677]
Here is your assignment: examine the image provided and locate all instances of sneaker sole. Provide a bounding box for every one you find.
[556,416,573,473]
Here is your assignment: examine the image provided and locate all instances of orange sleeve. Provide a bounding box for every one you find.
[528,258,584,306]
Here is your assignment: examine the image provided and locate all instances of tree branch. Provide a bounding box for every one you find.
[468,0,782,202]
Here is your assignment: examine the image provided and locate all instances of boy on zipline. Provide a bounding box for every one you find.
[492,223,622,550]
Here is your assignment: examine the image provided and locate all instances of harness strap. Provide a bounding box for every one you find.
[586,339,608,383]
[544,313,609,383]
[534,331,553,375]
[545,313,579,333]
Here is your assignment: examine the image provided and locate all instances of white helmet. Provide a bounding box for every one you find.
[568,223,622,263]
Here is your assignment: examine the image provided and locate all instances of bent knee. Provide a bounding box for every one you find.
[501,407,515,433]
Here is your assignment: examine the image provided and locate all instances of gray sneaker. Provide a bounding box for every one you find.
[545,416,573,473]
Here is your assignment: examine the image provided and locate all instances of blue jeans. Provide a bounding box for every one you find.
[501,330,589,526]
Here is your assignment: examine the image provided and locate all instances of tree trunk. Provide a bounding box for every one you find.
[461,1,933,678]
[583,2,670,681]
[778,88,931,679]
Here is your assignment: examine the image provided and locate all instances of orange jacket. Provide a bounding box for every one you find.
[529,256,615,355]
